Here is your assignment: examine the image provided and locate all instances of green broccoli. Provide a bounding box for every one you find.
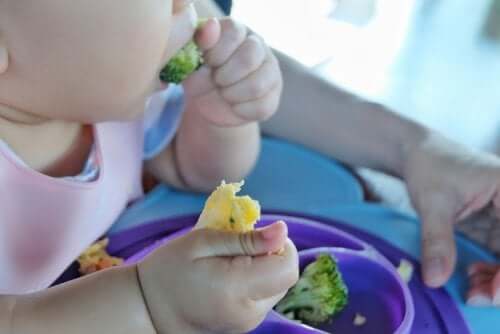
[275,253,348,326]
[159,41,203,84]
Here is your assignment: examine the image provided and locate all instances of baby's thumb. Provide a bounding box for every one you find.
[194,18,221,52]
[191,221,288,259]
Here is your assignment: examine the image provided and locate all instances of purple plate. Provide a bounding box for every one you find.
[124,215,414,334]
[257,247,414,334]
[55,213,467,333]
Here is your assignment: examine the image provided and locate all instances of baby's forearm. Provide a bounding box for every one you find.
[2,266,156,334]
[173,108,260,192]
[262,51,429,177]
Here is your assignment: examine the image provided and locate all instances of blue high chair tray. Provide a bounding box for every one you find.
[55,138,497,333]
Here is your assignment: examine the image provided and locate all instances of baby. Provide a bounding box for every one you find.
[0,0,298,332]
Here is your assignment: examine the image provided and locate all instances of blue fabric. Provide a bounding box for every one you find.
[110,137,497,333]
[111,137,363,232]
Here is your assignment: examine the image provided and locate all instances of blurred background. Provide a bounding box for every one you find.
[231,0,500,254]
[233,0,500,151]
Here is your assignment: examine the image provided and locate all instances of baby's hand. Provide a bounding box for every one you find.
[183,18,283,127]
[137,221,299,334]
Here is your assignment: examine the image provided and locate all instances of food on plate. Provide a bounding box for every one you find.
[77,238,123,276]
[275,253,348,325]
[195,181,261,232]
[397,258,414,283]
[353,312,367,326]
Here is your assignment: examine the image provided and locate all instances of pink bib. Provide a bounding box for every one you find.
[0,120,144,294]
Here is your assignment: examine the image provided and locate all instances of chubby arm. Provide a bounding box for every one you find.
[1,266,156,334]
[147,6,281,193]
[145,115,260,192]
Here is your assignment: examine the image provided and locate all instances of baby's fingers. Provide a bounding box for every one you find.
[190,221,288,258]
[245,239,299,300]
[194,18,221,52]
[231,83,282,122]
[203,19,248,67]
[254,291,288,318]
[214,35,268,87]
[220,53,281,104]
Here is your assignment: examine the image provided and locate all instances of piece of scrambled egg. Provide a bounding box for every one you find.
[195,181,261,232]
[77,238,123,276]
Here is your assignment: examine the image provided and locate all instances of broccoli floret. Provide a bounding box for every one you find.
[275,253,348,325]
[159,41,203,84]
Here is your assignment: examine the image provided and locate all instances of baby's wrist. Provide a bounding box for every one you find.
[136,261,200,334]
[185,101,259,135]
[134,263,161,333]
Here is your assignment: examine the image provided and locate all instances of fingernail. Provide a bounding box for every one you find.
[261,221,286,240]
[467,294,492,307]
[425,257,445,287]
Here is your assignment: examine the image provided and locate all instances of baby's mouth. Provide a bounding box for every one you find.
[156,4,201,85]
[159,0,200,83]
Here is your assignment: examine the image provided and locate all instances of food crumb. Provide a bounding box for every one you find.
[353,313,367,326]
[397,259,414,283]
[77,238,123,276]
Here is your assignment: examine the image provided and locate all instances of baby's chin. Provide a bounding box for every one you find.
[117,102,151,122]
[80,100,148,124]
[78,81,170,123]
[153,79,170,93]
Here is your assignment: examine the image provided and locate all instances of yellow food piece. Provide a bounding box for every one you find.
[396,259,414,283]
[195,181,261,232]
[77,238,123,276]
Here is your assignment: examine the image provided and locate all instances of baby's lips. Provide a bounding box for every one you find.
[164,3,198,61]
